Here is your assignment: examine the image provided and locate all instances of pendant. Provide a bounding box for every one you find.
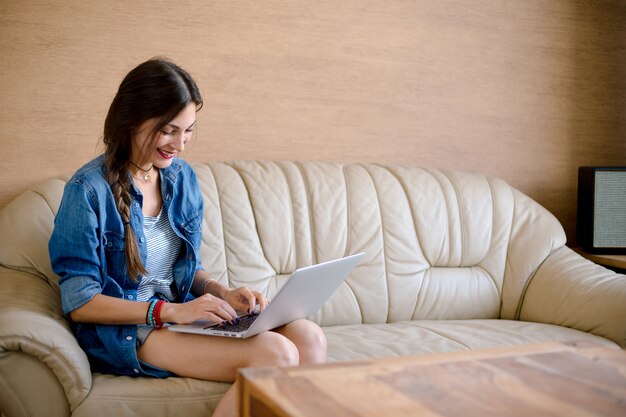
[144,173,151,182]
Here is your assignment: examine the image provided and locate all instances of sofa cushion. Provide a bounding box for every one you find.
[72,373,229,417]
[324,319,619,362]
[70,319,619,417]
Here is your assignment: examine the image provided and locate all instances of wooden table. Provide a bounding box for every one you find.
[238,340,626,417]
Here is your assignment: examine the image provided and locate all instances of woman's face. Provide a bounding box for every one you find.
[131,102,197,170]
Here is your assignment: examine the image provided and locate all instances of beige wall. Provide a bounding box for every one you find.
[1,0,625,244]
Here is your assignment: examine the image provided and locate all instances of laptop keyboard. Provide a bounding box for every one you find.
[205,312,260,332]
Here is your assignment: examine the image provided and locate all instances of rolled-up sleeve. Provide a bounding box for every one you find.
[49,180,103,315]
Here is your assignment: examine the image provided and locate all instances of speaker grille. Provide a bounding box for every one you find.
[594,171,626,248]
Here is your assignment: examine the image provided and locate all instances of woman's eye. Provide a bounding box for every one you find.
[161,130,174,135]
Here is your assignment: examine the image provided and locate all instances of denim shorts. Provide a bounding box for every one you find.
[136,325,154,347]
[135,325,173,377]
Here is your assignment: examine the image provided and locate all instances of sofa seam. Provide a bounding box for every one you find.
[294,161,316,264]
[414,168,451,312]
[510,189,532,321]
[30,188,56,217]
[341,164,351,258]
[81,393,225,403]
[208,163,230,284]
[514,246,562,321]
[375,164,429,320]
[378,165,427,263]
[473,265,499,315]
[0,370,31,417]
[502,183,517,319]
[364,164,390,324]
[232,163,271,271]
[340,164,364,322]
[422,168,449,267]
[277,162,297,270]
[481,177,499,297]
[0,263,47,280]
[411,324,471,350]
[1,334,85,406]
[442,170,466,267]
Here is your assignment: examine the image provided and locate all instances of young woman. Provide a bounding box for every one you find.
[49,58,327,417]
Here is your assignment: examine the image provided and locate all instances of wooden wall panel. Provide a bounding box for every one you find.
[0,0,624,244]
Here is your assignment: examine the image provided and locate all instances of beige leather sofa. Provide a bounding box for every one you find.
[1,161,625,417]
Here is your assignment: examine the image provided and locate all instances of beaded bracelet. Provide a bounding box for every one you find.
[146,300,158,327]
[152,300,166,329]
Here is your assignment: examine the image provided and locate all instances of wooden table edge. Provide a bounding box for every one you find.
[237,340,623,417]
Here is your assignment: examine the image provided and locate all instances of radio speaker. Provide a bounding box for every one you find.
[577,167,626,254]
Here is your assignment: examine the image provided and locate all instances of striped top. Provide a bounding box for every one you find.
[137,208,181,302]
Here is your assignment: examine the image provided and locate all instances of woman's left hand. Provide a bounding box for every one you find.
[223,286,268,314]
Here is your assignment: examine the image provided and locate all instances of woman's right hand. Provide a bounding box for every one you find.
[161,293,238,325]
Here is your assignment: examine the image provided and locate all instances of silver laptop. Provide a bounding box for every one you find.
[168,252,365,338]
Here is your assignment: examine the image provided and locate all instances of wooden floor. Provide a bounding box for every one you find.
[239,340,626,417]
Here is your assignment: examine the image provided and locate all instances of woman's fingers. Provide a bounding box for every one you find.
[197,294,237,321]
[203,311,225,325]
[251,290,268,311]
[214,301,238,321]
[234,287,269,313]
[238,287,257,313]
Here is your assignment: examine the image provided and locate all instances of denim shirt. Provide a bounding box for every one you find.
[49,154,204,378]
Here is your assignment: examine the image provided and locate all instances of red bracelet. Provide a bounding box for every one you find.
[152,300,166,329]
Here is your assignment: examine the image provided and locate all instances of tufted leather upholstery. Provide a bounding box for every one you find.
[1,161,624,417]
[195,161,568,325]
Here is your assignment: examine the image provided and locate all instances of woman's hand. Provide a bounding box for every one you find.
[161,293,238,325]
[223,286,268,315]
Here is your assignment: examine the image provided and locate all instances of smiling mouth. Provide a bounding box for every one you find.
[158,149,175,159]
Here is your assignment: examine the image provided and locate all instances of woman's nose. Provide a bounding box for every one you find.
[173,133,186,152]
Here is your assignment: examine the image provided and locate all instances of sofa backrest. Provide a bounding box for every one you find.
[0,161,566,326]
[194,161,566,325]
[0,176,68,286]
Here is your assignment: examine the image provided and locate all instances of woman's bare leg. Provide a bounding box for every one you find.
[137,329,299,417]
[272,319,327,364]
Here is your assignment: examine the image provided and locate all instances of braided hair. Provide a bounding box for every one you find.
[102,58,203,281]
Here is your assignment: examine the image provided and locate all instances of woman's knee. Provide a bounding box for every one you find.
[274,320,327,364]
[306,321,327,352]
[249,332,299,368]
[299,320,327,361]
[288,320,327,352]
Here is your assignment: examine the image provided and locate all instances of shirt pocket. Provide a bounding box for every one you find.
[103,230,127,280]
[178,210,203,252]
[181,210,203,233]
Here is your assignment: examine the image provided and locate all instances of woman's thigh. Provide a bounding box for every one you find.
[137,328,299,382]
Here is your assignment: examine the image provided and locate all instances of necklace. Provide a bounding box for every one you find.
[130,160,153,182]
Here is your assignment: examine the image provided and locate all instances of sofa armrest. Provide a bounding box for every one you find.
[0,350,71,417]
[0,267,92,411]
[520,246,626,348]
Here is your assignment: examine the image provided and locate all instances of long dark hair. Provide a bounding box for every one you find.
[103,58,203,282]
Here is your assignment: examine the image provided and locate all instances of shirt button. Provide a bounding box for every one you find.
[126,336,133,341]
[134,202,140,208]
[133,368,139,374]
[188,255,193,260]
[140,237,145,243]
[182,285,186,292]
[127,295,134,300]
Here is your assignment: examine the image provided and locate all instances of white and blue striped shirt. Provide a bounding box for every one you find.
[137,208,181,302]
